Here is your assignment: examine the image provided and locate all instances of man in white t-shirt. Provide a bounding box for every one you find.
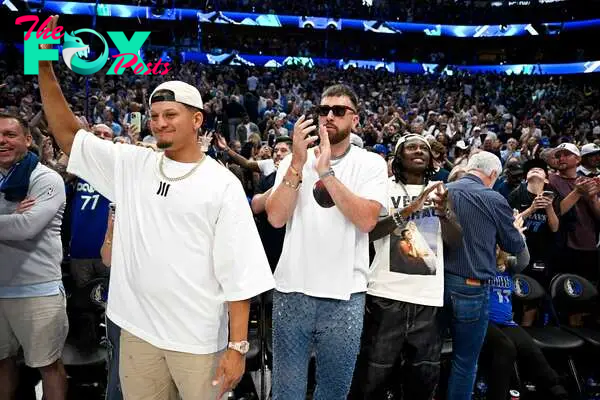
[265,84,388,400]
[36,16,275,400]
[349,135,462,400]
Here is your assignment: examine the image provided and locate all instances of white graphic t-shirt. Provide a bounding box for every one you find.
[367,178,444,307]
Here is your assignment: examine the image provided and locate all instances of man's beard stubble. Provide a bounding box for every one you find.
[327,125,351,145]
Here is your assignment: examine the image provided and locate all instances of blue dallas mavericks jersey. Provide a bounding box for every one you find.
[70,179,110,259]
[488,271,517,327]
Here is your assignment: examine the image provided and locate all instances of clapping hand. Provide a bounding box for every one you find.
[198,131,213,153]
[313,123,331,176]
[406,182,444,215]
[214,133,228,151]
[575,177,600,197]
[513,212,527,237]
[431,183,449,217]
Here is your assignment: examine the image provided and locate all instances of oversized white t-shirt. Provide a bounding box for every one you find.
[67,130,275,354]
[272,146,388,301]
[367,179,444,307]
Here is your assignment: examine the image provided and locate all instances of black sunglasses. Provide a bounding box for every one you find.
[316,105,356,117]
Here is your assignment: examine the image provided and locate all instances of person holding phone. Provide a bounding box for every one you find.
[266,84,388,399]
[507,159,560,325]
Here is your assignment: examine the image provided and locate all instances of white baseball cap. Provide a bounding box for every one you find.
[555,142,580,157]
[149,81,204,110]
[581,143,600,157]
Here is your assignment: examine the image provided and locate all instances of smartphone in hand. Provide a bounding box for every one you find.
[130,112,142,133]
[542,190,555,199]
[304,109,320,147]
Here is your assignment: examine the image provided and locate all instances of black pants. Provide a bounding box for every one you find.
[484,322,569,400]
[349,295,441,400]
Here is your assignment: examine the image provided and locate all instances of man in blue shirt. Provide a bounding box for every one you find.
[69,124,113,287]
[69,179,111,281]
[440,151,529,400]
[68,124,121,399]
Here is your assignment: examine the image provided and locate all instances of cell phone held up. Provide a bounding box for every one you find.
[304,109,320,148]
[130,112,142,133]
[542,190,555,199]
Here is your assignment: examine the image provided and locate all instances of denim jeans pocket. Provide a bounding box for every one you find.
[450,291,485,323]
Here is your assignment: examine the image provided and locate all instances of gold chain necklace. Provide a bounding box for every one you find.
[158,153,206,182]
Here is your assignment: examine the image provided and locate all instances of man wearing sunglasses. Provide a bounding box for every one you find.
[266,84,388,399]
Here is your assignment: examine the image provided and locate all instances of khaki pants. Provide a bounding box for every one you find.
[119,330,224,400]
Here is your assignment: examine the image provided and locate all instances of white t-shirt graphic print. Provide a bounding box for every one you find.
[368,178,444,307]
[67,130,275,354]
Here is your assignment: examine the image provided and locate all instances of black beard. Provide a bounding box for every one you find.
[157,141,173,149]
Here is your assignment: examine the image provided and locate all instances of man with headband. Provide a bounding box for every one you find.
[350,134,462,399]
[35,16,274,400]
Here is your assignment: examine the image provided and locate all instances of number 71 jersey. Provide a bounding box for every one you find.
[70,178,110,259]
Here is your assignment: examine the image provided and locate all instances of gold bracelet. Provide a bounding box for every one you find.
[283,178,301,191]
[105,240,112,245]
[289,165,301,177]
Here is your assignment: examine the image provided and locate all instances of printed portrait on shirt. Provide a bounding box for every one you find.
[389,196,438,276]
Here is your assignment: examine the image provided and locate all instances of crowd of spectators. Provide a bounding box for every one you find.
[1,55,599,160]
[2,37,600,398]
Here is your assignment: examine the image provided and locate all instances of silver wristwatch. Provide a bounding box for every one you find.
[228,340,250,355]
[319,168,335,179]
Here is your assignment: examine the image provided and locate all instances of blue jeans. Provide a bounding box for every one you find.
[438,273,489,400]
[106,317,122,400]
[271,291,365,400]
